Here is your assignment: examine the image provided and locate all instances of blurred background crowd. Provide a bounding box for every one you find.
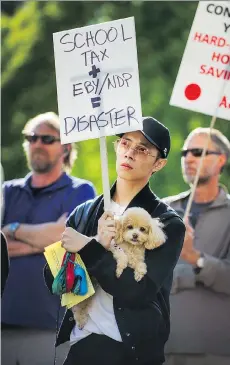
[1,0,229,195]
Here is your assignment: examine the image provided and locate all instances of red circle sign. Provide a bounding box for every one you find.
[184,84,201,101]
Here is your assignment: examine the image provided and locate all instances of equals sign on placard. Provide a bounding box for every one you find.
[91,96,101,108]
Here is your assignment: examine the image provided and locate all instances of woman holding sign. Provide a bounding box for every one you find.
[45,117,185,365]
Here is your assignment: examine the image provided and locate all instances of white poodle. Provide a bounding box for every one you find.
[73,207,166,329]
[111,207,167,281]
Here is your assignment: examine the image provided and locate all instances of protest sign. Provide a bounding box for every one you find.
[170,1,230,121]
[53,17,142,144]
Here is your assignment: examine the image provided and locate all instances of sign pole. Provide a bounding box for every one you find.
[183,114,217,221]
[99,138,111,211]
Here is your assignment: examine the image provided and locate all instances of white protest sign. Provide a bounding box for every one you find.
[53,17,142,144]
[170,1,230,121]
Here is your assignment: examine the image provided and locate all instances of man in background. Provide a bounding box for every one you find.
[1,112,96,365]
[164,127,230,365]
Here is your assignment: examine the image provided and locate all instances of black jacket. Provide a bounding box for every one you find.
[44,183,185,364]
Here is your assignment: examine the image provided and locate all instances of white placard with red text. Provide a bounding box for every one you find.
[170,1,230,121]
[53,17,142,144]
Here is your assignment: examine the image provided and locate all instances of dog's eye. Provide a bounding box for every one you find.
[140,227,146,232]
[127,225,133,230]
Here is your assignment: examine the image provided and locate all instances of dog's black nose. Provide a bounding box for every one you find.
[132,233,138,239]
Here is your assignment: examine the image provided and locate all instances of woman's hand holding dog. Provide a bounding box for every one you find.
[97,211,116,250]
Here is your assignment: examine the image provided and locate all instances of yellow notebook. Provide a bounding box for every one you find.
[44,241,95,309]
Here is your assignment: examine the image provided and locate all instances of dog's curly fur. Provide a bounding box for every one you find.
[73,207,166,329]
[111,207,167,281]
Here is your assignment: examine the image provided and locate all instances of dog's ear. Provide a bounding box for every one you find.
[114,216,124,244]
[145,218,167,250]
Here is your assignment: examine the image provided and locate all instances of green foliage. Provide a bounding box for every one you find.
[2,1,230,197]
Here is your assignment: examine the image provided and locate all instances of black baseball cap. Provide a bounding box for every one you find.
[117,116,171,158]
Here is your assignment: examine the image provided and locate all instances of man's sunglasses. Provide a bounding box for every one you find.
[181,148,222,158]
[24,134,61,145]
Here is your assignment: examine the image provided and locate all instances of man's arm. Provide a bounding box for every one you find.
[7,238,42,257]
[171,219,230,295]
[171,264,196,294]
[5,183,96,249]
[171,253,230,296]
[2,181,96,255]
[2,213,67,250]
[195,249,230,295]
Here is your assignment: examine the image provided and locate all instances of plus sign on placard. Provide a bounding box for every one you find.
[88,65,101,78]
